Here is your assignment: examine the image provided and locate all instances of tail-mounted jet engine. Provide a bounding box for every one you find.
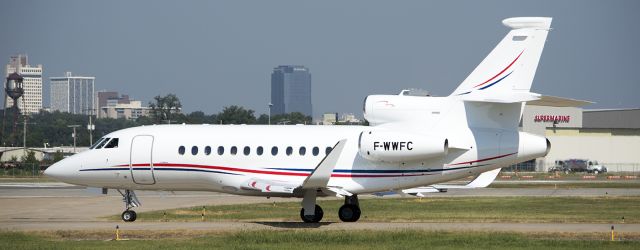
[358,130,448,163]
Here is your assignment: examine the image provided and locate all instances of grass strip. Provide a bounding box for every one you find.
[2,230,640,250]
[120,196,640,223]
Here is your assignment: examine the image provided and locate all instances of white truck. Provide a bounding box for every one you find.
[586,161,607,174]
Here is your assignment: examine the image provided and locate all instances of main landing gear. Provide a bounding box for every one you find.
[338,195,361,222]
[118,189,140,222]
[299,192,361,223]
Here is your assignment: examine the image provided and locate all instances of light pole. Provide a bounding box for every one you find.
[21,116,35,149]
[67,125,80,153]
[268,103,273,125]
[85,108,95,146]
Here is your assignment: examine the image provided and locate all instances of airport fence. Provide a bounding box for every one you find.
[503,162,640,174]
[0,163,45,178]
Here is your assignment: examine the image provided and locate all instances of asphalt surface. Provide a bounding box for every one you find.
[1,182,640,233]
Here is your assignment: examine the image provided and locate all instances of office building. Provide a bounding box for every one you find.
[97,91,149,120]
[50,72,95,115]
[322,113,338,125]
[270,65,312,117]
[4,54,43,114]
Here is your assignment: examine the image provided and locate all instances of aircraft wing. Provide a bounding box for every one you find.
[242,139,348,195]
[301,139,348,189]
[432,167,502,189]
[375,168,502,197]
[243,178,297,193]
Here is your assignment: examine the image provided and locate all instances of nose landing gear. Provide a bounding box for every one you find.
[122,210,137,222]
[117,189,141,222]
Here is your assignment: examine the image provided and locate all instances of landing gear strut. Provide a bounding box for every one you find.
[300,189,323,223]
[117,189,140,222]
[338,195,361,222]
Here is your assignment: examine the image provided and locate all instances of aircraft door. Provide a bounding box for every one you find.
[130,135,156,185]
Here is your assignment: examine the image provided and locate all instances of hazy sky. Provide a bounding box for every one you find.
[1,0,639,117]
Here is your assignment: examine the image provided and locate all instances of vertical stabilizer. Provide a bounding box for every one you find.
[451,17,552,96]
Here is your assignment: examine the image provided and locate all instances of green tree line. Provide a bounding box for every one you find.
[0,94,345,148]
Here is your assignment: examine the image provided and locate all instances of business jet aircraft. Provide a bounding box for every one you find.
[45,17,584,223]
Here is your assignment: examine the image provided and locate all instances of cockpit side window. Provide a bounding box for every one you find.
[104,138,119,148]
[90,138,106,149]
[95,138,110,149]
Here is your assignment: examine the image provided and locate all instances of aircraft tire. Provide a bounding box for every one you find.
[300,205,323,223]
[122,210,137,222]
[338,204,361,222]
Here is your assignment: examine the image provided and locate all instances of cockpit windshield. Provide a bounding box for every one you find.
[104,138,119,148]
[90,138,106,149]
[94,138,110,149]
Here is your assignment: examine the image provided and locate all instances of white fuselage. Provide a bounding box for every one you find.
[45,118,544,197]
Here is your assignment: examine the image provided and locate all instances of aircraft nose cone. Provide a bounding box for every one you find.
[44,162,64,179]
[44,158,78,183]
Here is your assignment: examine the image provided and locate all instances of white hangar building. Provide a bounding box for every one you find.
[518,106,640,172]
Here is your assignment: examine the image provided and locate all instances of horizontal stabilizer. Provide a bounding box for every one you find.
[526,95,592,107]
[461,92,592,107]
[460,91,540,103]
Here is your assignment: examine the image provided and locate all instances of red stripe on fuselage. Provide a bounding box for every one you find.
[448,152,517,166]
[118,163,427,178]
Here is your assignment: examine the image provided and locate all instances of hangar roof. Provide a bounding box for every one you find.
[583,108,640,129]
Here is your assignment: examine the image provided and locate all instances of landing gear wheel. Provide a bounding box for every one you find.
[338,204,361,222]
[122,210,137,222]
[300,205,323,223]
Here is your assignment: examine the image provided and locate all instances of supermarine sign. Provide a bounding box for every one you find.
[534,115,570,123]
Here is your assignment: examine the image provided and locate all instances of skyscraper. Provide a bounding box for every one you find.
[50,72,95,115]
[4,54,43,114]
[270,65,312,117]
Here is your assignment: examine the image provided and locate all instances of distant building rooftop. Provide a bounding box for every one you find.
[582,108,640,129]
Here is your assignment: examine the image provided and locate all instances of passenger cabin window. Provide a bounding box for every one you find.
[204,146,211,155]
[325,147,332,155]
[299,147,306,156]
[243,146,250,156]
[178,146,186,155]
[271,146,278,156]
[217,146,224,155]
[191,146,198,155]
[104,138,119,148]
[257,146,264,156]
[312,147,319,156]
[286,146,293,156]
[230,146,238,155]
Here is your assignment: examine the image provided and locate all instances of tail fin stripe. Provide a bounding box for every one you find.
[479,71,513,90]
[473,50,524,88]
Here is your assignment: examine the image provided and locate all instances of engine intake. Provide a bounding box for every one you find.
[358,130,448,163]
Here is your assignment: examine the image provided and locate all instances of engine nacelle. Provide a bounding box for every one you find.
[363,95,447,126]
[517,132,551,160]
[358,130,448,163]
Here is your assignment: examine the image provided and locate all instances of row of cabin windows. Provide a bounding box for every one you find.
[178,145,332,157]
[89,137,119,149]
